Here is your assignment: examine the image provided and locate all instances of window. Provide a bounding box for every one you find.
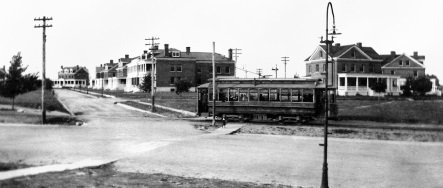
[281,89,290,102]
[351,64,355,72]
[249,89,258,101]
[399,60,403,66]
[291,89,301,102]
[391,70,395,75]
[348,77,357,86]
[172,51,180,57]
[239,89,248,101]
[170,66,175,72]
[358,78,367,87]
[170,77,175,84]
[392,79,397,87]
[339,77,345,86]
[216,66,221,74]
[341,64,346,72]
[319,51,323,58]
[351,51,356,58]
[302,89,314,102]
[360,65,364,72]
[259,89,269,101]
[225,66,230,74]
[406,60,410,66]
[228,88,238,101]
[197,67,201,73]
[176,65,182,72]
[323,64,326,72]
[308,65,311,73]
[413,70,418,77]
[218,89,228,102]
[316,64,319,72]
[270,89,279,101]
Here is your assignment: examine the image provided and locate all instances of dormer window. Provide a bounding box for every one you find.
[406,60,410,66]
[172,51,180,57]
[319,51,323,58]
[351,51,356,58]
[399,60,403,66]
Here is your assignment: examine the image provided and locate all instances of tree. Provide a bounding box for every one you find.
[0,52,34,110]
[174,79,192,95]
[369,78,387,100]
[138,73,151,92]
[412,76,432,96]
[401,76,414,96]
[22,73,39,93]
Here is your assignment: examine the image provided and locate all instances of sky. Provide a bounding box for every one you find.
[1,0,442,81]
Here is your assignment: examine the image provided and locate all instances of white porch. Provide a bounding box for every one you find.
[337,73,401,96]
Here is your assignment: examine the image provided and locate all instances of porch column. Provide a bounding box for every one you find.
[356,77,359,91]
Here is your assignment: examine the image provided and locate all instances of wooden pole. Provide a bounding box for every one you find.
[212,42,216,126]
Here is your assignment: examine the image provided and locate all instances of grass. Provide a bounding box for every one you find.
[120,101,195,118]
[338,99,443,124]
[0,89,68,113]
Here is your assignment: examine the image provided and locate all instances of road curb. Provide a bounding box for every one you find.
[116,103,167,118]
[0,159,116,181]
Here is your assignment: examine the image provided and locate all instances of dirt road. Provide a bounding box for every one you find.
[1,89,443,187]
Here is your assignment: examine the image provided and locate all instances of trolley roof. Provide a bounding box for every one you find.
[197,78,335,89]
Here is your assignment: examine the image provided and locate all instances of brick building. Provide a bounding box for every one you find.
[305,42,402,96]
[381,51,426,85]
[54,65,89,88]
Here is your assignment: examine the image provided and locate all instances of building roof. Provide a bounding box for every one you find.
[305,43,382,61]
[60,65,88,74]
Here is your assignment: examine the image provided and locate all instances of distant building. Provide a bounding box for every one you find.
[380,51,426,86]
[304,42,401,96]
[94,44,236,92]
[54,65,89,88]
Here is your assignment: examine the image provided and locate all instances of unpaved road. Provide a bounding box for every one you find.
[1,89,443,187]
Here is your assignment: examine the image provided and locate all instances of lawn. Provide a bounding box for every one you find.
[338,99,443,124]
[0,89,68,113]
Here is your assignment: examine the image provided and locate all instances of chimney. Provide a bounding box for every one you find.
[228,49,233,61]
[335,43,340,47]
[356,42,362,48]
[110,60,113,64]
[413,51,418,58]
[391,51,396,58]
[143,50,148,54]
[100,64,102,67]
[61,66,63,69]
[125,54,129,59]
[186,47,190,54]
[164,44,169,57]
[77,65,79,70]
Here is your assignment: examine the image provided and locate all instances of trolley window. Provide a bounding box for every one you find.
[218,89,228,102]
[259,89,269,101]
[249,89,258,101]
[281,89,290,102]
[229,88,239,101]
[239,89,248,101]
[302,89,314,102]
[291,89,302,102]
[270,89,279,101]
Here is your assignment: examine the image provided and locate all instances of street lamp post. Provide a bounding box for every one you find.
[319,2,341,188]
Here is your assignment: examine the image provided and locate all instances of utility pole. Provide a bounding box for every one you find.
[34,16,52,124]
[232,48,241,77]
[272,64,279,78]
[256,69,262,78]
[243,65,247,78]
[145,37,159,112]
[212,42,216,126]
[281,57,289,78]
